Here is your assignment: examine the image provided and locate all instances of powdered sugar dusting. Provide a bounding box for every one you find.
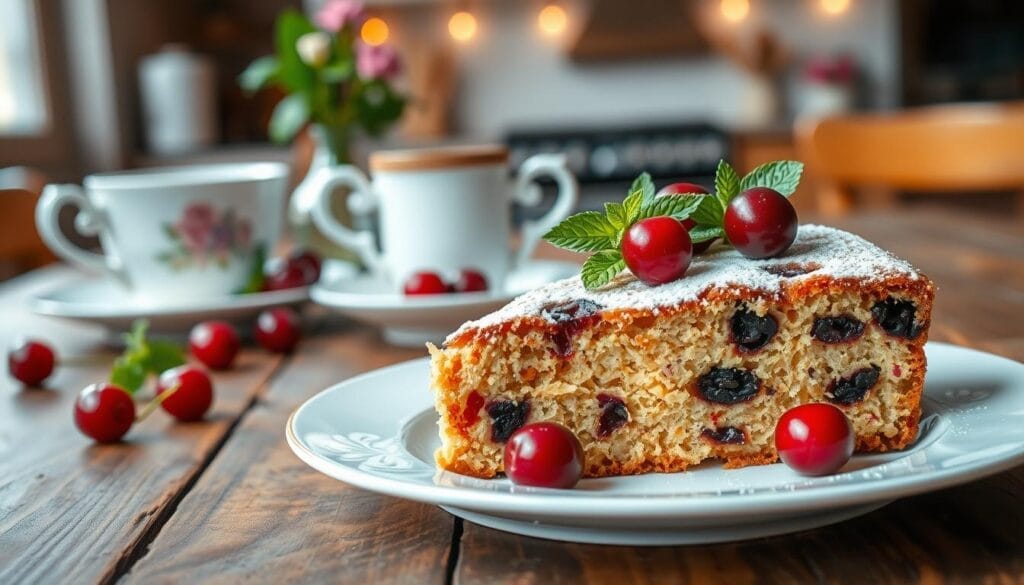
[448,225,921,342]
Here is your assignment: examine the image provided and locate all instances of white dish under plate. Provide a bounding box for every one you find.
[309,260,579,346]
[287,342,1024,545]
[30,260,358,334]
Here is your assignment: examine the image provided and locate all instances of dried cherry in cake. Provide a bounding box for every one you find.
[696,367,760,405]
[486,400,531,442]
[701,426,747,445]
[541,299,603,358]
[596,394,629,438]
[730,306,778,353]
[872,298,923,339]
[828,365,882,405]
[812,315,865,344]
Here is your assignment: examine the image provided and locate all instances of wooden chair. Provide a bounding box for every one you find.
[796,102,1024,218]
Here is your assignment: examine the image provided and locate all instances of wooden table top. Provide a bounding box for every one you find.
[2,209,1022,584]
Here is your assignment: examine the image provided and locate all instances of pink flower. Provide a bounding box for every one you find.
[356,42,401,80]
[176,202,217,253]
[315,0,365,33]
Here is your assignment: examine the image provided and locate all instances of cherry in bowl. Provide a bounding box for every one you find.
[775,403,854,476]
[157,365,214,422]
[504,422,585,489]
[8,338,55,387]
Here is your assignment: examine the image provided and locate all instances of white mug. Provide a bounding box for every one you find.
[36,163,288,301]
[308,145,578,291]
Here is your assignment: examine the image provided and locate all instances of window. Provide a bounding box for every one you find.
[0,0,48,136]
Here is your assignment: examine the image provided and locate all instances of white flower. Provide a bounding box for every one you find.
[296,32,331,67]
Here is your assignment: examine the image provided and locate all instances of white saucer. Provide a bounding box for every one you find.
[309,260,579,346]
[30,260,358,334]
[287,343,1024,545]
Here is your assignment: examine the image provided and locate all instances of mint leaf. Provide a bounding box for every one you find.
[714,160,741,207]
[640,194,703,221]
[142,341,186,375]
[622,189,644,224]
[630,172,656,205]
[689,225,724,243]
[739,161,804,196]
[123,320,148,353]
[111,356,147,393]
[580,250,626,290]
[543,211,619,253]
[604,202,628,231]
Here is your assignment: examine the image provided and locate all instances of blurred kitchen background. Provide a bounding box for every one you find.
[1,0,1022,278]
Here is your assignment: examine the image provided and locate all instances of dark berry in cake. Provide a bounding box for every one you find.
[701,426,747,445]
[504,422,584,489]
[621,216,693,286]
[812,315,865,344]
[487,400,531,442]
[872,298,923,339]
[724,187,798,259]
[596,394,629,438]
[828,365,882,405]
[730,306,778,353]
[541,299,603,358]
[697,367,760,405]
[656,182,716,253]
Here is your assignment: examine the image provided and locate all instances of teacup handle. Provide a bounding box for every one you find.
[512,153,579,268]
[308,164,384,275]
[36,184,123,281]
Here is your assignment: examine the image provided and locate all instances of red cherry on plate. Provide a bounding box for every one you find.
[452,269,488,293]
[189,321,240,370]
[775,403,854,476]
[504,422,585,489]
[156,365,214,422]
[74,383,135,443]
[289,249,322,283]
[656,182,716,254]
[8,338,55,387]
[724,187,798,259]
[403,271,448,296]
[254,307,301,353]
[264,260,314,291]
[621,216,693,286]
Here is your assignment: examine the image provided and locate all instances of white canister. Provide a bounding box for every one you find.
[139,45,219,155]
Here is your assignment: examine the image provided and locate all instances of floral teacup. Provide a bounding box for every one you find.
[36,163,288,301]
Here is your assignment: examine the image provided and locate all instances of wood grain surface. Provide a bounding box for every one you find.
[0,209,1022,584]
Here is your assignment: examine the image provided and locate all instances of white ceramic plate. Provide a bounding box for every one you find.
[288,342,1024,545]
[30,260,357,334]
[309,260,579,346]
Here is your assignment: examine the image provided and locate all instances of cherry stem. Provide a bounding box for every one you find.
[135,383,180,422]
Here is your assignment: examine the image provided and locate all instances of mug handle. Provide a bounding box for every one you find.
[512,153,579,268]
[35,184,123,281]
[307,165,384,275]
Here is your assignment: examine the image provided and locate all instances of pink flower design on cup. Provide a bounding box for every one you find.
[158,202,258,271]
[356,42,401,80]
[316,0,366,33]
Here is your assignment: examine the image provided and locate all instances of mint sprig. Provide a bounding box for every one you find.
[543,159,804,290]
[110,320,186,393]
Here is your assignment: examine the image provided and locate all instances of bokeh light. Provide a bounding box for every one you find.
[538,4,568,37]
[820,0,851,16]
[360,17,389,46]
[448,11,478,43]
[720,0,750,23]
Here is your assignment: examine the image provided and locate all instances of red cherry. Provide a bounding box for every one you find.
[264,260,314,291]
[452,269,488,293]
[724,187,798,259]
[775,403,854,476]
[189,321,240,370]
[403,271,448,296]
[504,422,585,489]
[254,307,301,353]
[156,365,214,422]
[656,182,716,254]
[621,216,693,286]
[8,339,55,386]
[74,383,135,443]
[289,249,322,283]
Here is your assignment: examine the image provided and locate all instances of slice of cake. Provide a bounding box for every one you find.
[428,225,934,479]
